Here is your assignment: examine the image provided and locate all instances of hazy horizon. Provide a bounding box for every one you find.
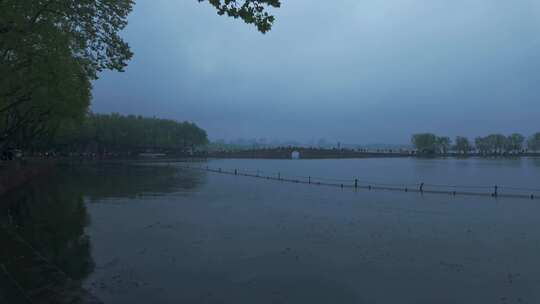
[91,0,540,144]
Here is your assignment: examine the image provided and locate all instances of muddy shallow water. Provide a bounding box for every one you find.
[2,158,540,303]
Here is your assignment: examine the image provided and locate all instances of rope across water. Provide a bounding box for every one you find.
[180,164,540,200]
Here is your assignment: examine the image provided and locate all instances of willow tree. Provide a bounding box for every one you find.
[527,133,540,152]
[454,136,471,154]
[506,133,525,152]
[3,41,92,149]
[199,0,281,33]
[412,133,438,154]
[0,0,279,149]
[0,0,134,148]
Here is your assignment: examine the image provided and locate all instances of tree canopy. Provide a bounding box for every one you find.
[1,0,279,150]
[53,113,208,153]
[413,133,534,155]
[199,0,281,33]
[411,133,439,154]
[454,136,472,154]
[0,0,134,149]
[474,134,525,154]
[528,133,540,151]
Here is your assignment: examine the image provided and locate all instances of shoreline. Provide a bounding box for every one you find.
[206,149,540,159]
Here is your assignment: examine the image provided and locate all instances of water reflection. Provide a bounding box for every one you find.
[4,159,540,303]
[72,164,206,200]
[0,163,205,284]
[2,174,94,281]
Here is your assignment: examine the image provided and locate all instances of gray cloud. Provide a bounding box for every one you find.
[92,0,540,144]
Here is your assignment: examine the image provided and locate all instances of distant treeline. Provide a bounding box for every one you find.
[412,133,540,154]
[49,113,208,154]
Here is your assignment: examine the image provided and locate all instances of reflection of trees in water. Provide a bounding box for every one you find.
[73,164,206,200]
[1,164,205,283]
[3,179,94,281]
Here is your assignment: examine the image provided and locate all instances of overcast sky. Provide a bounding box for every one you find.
[91,0,540,144]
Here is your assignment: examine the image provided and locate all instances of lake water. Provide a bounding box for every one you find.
[2,158,540,304]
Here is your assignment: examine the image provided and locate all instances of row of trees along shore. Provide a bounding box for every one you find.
[50,113,208,154]
[0,1,278,153]
[412,133,540,154]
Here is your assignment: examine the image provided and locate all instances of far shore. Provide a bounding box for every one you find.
[4,150,540,167]
[204,149,540,160]
[1,151,539,197]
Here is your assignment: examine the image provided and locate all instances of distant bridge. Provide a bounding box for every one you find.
[207,148,412,159]
[206,148,540,159]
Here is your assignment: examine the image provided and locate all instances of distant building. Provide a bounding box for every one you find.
[291,151,300,159]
